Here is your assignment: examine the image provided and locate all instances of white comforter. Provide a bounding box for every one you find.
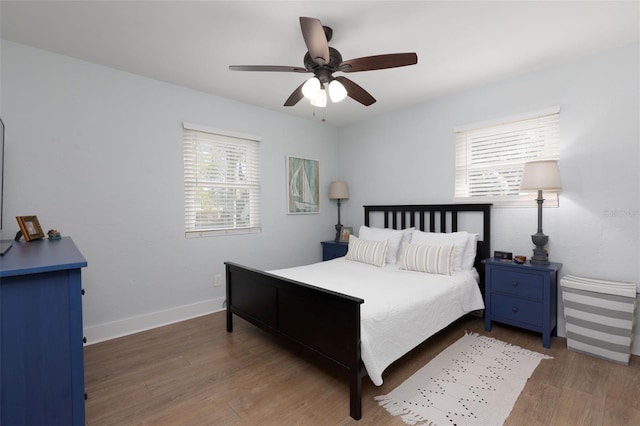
[269,257,485,386]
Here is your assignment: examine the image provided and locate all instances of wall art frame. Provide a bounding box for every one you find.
[286,156,320,214]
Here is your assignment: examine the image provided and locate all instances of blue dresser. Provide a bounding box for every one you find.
[0,237,87,425]
[483,258,562,348]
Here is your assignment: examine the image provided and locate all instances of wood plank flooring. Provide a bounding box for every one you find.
[84,312,640,425]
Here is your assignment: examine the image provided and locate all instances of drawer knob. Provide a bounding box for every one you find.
[512,281,519,287]
[512,306,519,313]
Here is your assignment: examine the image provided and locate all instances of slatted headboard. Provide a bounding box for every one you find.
[364,204,492,284]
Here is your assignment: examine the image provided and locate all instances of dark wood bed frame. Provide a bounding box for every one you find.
[225,204,491,420]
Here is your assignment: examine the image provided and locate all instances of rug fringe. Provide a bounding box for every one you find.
[375,395,435,426]
[464,330,553,359]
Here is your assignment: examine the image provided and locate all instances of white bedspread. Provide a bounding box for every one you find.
[269,258,485,386]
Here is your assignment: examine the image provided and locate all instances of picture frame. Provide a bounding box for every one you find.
[286,156,320,214]
[16,215,45,241]
[339,226,353,242]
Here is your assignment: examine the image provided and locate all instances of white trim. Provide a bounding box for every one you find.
[182,122,261,142]
[185,227,261,238]
[454,193,559,208]
[83,297,225,344]
[453,106,560,133]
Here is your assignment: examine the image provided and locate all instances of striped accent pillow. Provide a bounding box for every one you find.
[345,235,389,267]
[400,244,454,275]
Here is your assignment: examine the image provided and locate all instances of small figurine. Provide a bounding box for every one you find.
[47,229,61,240]
[514,255,527,264]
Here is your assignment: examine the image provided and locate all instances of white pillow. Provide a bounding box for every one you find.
[358,225,404,264]
[411,230,469,271]
[401,227,415,246]
[462,233,479,271]
[399,244,454,275]
[345,235,389,268]
[396,227,415,264]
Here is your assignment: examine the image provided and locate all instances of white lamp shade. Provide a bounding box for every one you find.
[302,77,321,100]
[329,181,349,199]
[328,80,347,103]
[520,160,562,191]
[310,88,327,107]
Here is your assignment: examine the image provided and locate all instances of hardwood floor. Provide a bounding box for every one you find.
[84,312,640,425]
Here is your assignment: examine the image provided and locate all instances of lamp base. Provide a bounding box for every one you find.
[530,247,550,265]
[334,223,343,242]
[530,232,550,265]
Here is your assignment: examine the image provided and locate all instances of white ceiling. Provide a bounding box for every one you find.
[1,1,638,126]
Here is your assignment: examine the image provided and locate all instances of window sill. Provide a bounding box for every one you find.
[455,193,559,208]
[185,227,261,238]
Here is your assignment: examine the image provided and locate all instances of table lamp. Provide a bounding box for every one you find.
[329,181,349,242]
[520,160,562,264]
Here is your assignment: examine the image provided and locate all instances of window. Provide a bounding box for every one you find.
[454,107,560,207]
[183,123,261,237]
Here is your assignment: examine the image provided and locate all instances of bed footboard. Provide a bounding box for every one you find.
[225,262,365,420]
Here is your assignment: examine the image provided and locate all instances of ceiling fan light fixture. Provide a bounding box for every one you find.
[310,88,327,107]
[302,77,321,100]
[328,79,347,103]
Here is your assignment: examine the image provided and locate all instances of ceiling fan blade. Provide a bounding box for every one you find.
[229,65,309,73]
[334,76,376,106]
[300,17,329,66]
[284,82,305,107]
[339,53,418,73]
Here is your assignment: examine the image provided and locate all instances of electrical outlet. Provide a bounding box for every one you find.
[214,274,222,287]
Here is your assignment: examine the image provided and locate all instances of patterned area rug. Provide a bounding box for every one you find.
[375,332,552,425]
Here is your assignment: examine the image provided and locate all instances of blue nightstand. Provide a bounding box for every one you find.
[321,240,348,261]
[483,258,562,348]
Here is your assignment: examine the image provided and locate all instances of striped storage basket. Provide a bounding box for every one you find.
[561,275,637,364]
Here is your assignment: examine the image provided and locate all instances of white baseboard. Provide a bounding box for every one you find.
[84,297,226,345]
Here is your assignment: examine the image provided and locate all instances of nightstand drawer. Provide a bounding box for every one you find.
[491,294,543,327]
[492,269,543,300]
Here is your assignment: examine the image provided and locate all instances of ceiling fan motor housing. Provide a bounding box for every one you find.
[304,47,343,83]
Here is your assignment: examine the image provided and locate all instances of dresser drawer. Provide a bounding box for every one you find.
[491,268,543,299]
[491,294,543,328]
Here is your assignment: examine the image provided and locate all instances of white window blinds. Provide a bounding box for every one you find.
[454,108,560,206]
[183,123,261,237]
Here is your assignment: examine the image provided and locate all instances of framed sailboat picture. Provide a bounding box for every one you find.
[287,156,320,214]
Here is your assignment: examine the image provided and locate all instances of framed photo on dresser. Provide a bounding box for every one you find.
[16,215,45,241]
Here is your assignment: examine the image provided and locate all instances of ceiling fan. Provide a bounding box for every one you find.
[229,17,418,108]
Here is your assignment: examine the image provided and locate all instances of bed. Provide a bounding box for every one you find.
[225,204,491,420]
